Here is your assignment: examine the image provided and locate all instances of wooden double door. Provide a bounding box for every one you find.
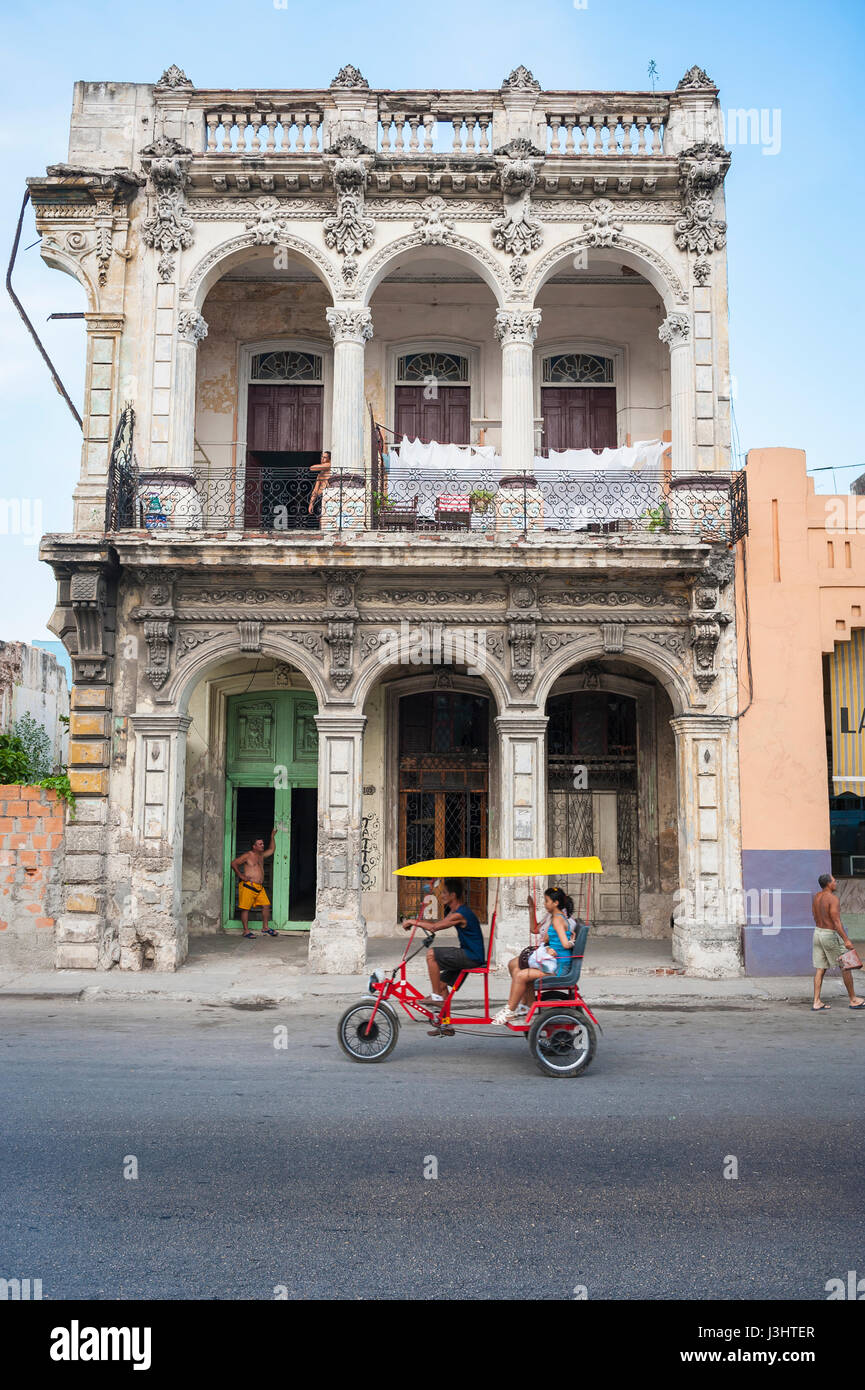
[223,691,319,930]
[246,384,324,529]
[542,386,617,453]
[394,385,470,445]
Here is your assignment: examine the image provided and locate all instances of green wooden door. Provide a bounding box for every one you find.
[223,691,318,931]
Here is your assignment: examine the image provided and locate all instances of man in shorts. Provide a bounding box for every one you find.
[811,872,864,1011]
[402,877,485,1010]
[230,828,278,937]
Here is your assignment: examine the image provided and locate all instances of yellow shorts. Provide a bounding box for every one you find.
[238,881,270,911]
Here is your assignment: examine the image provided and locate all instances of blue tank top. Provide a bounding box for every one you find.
[548,913,574,976]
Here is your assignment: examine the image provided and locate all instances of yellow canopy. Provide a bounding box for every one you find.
[393,856,602,878]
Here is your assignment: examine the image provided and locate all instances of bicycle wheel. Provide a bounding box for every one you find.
[528,1008,596,1078]
[337,1000,400,1063]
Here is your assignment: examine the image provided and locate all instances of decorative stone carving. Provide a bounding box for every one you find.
[238,621,262,652]
[693,257,711,286]
[583,198,623,248]
[690,620,724,690]
[413,196,455,245]
[658,313,691,347]
[244,195,287,245]
[642,630,686,657]
[541,588,689,608]
[331,64,369,88]
[327,621,355,691]
[509,257,528,288]
[143,619,175,690]
[140,136,194,281]
[175,629,215,657]
[676,65,716,90]
[326,307,373,344]
[494,309,542,346]
[492,140,543,257]
[324,135,375,258]
[675,142,729,257]
[284,631,325,660]
[602,622,626,653]
[177,308,208,343]
[502,66,541,90]
[70,571,110,661]
[508,620,536,693]
[324,191,375,256]
[155,65,193,89]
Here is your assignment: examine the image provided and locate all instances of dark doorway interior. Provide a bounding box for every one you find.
[289,786,317,922]
[233,786,275,922]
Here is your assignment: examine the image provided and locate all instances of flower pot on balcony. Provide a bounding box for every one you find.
[495,475,544,538]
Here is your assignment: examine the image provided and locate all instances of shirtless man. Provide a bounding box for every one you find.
[308,450,332,515]
[811,872,864,1011]
[230,829,278,937]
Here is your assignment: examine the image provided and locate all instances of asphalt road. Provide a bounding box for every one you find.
[0,997,861,1300]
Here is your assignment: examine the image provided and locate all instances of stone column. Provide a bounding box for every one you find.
[326,307,373,475]
[494,713,548,967]
[659,313,694,474]
[669,713,743,977]
[170,309,208,473]
[308,712,367,974]
[124,713,192,971]
[495,309,541,474]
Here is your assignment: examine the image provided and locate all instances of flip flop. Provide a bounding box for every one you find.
[811,1003,831,1011]
[261,928,278,937]
[849,1002,865,1010]
[242,931,256,939]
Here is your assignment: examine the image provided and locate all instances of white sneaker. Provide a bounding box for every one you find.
[514,1003,529,1017]
[493,1006,518,1025]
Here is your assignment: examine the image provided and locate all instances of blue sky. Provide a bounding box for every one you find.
[1,0,863,640]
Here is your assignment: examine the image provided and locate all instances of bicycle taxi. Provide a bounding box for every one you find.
[337,856,602,1078]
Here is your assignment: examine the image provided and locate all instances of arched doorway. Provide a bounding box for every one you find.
[396,687,491,922]
[547,687,638,923]
[544,664,678,938]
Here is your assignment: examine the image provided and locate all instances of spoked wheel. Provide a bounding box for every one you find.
[528,1008,596,1078]
[337,1000,400,1063]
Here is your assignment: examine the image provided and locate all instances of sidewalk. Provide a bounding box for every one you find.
[0,931,819,1009]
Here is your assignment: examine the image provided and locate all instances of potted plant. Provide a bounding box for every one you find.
[640,502,672,534]
[469,488,496,515]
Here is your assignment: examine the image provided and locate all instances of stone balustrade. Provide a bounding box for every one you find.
[545,104,669,156]
[203,107,325,154]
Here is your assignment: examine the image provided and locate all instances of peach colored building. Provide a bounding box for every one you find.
[737,447,865,973]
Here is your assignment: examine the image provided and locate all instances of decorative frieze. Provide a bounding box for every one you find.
[583,197,623,247]
[143,619,175,690]
[659,313,692,347]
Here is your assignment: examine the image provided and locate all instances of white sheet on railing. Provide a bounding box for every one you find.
[384,437,670,528]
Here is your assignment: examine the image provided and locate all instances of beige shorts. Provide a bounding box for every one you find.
[813,928,845,969]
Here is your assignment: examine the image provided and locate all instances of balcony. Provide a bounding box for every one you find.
[107,459,745,545]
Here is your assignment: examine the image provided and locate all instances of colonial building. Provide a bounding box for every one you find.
[36,61,745,977]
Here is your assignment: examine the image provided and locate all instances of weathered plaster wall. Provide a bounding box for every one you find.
[0,642,69,769]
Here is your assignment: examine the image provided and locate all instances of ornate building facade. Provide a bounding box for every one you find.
[36,62,745,976]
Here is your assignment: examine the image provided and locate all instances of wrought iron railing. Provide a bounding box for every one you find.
[106,465,739,542]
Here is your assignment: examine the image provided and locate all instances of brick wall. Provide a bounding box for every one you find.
[0,786,66,968]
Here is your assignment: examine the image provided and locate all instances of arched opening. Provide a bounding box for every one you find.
[546,661,678,941]
[180,653,320,937]
[193,245,335,531]
[533,251,667,458]
[367,249,500,478]
[358,662,501,934]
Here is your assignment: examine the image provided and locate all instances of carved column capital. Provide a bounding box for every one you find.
[659,313,691,348]
[326,306,373,345]
[495,308,542,347]
[177,308,208,344]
